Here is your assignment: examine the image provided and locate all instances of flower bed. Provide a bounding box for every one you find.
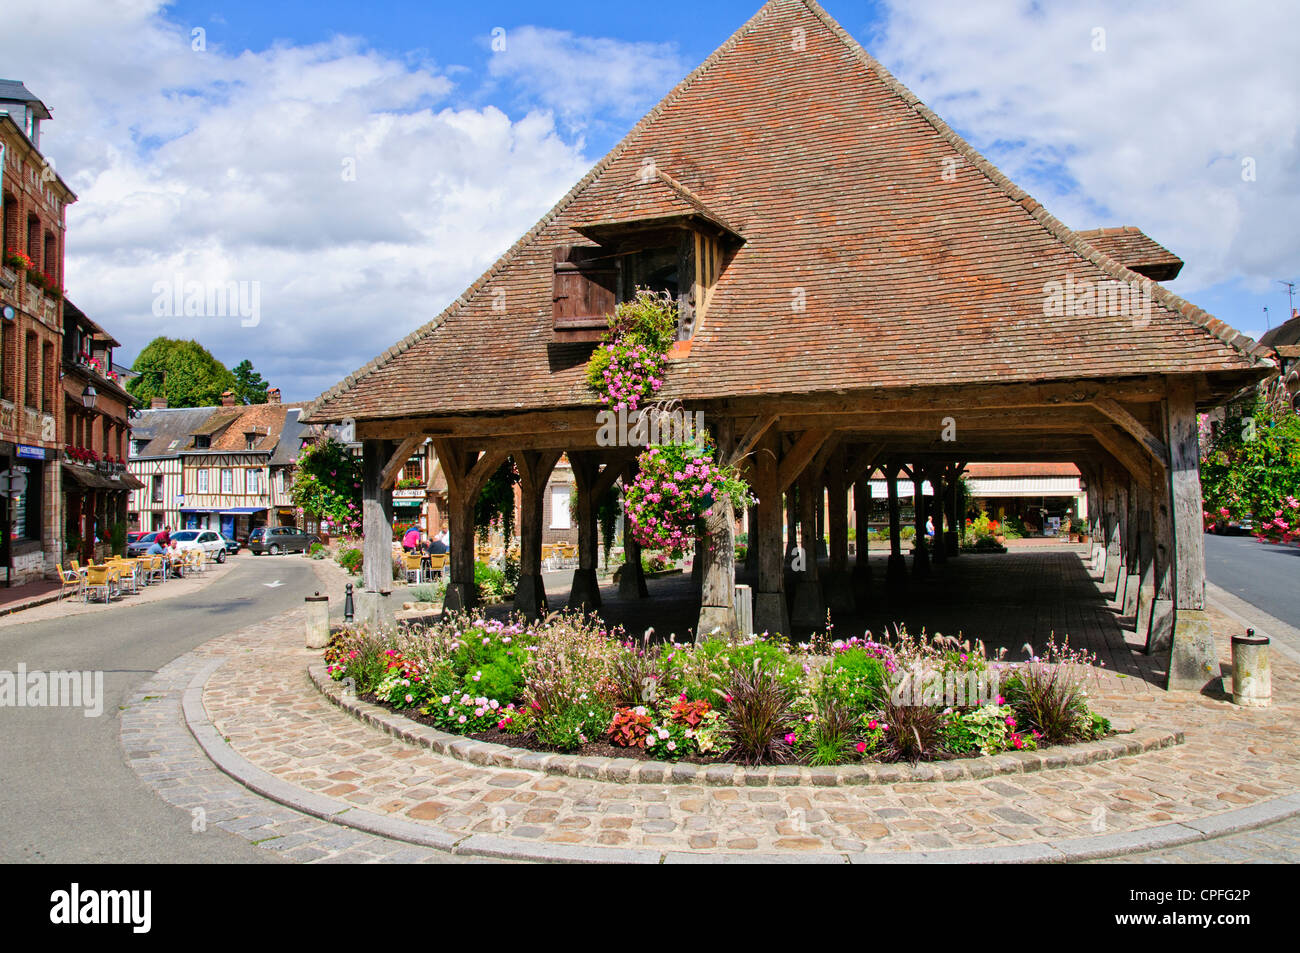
[323,613,1113,767]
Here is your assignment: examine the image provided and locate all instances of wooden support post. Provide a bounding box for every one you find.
[945,463,961,557]
[1103,472,1122,590]
[432,440,507,613]
[1113,478,1130,605]
[911,465,930,578]
[824,449,854,614]
[1122,475,1141,617]
[790,468,825,628]
[744,504,759,574]
[1148,438,1176,654]
[752,432,789,635]
[618,462,648,599]
[851,470,872,608]
[930,465,946,564]
[1165,378,1216,690]
[784,484,799,569]
[1134,481,1156,641]
[361,437,395,596]
[815,481,828,560]
[514,450,561,620]
[884,462,907,596]
[697,420,738,639]
[569,453,601,613]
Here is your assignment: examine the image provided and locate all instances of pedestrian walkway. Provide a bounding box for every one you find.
[0,578,60,617]
[159,549,1298,861]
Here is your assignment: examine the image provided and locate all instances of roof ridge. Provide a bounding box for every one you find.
[798,0,1273,372]
[301,0,785,423]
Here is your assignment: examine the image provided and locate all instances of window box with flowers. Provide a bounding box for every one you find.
[64,446,101,465]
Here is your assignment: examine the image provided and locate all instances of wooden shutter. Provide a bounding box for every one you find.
[553,245,616,340]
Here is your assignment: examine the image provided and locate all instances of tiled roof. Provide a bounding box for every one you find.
[304,0,1271,423]
[1259,313,1300,349]
[209,402,305,453]
[1074,227,1184,281]
[129,407,219,458]
[964,463,1081,478]
[573,170,742,242]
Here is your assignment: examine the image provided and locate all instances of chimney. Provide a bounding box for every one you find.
[221,390,236,407]
[150,397,167,410]
[266,387,281,404]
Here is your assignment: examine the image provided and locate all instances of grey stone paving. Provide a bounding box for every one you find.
[1097,814,1300,864]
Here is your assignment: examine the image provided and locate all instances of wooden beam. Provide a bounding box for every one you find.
[1086,425,1152,485]
[730,414,778,465]
[777,429,831,492]
[379,435,423,490]
[1091,398,1168,468]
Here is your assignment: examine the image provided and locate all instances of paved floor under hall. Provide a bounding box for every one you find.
[508,544,1171,691]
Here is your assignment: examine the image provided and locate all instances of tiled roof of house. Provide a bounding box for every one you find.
[303,0,1271,423]
[964,462,1081,478]
[1074,227,1184,281]
[573,170,742,242]
[129,407,219,458]
[209,402,305,453]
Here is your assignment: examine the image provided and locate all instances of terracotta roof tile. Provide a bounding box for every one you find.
[1074,226,1183,281]
[304,0,1272,423]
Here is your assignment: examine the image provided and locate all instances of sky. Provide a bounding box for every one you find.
[4,0,1298,402]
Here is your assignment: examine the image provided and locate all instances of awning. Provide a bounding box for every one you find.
[220,507,267,515]
[180,507,220,513]
[63,465,140,491]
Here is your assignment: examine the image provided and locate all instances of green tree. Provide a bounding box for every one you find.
[289,438,362,536]
[126,338,237,408]
[1200,393,1300,539]
[231,359,269,405]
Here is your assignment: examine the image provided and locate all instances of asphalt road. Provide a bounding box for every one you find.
[1204,533,1300,628]
[0,555,321,863]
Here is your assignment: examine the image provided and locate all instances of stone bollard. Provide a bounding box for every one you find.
[1231,629,1271,708]
[304,593,330,649]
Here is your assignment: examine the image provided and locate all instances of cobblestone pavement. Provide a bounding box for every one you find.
[186,552,1300,859]
[120,645,498,863]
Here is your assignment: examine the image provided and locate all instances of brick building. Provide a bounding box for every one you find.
[0,80,73,583]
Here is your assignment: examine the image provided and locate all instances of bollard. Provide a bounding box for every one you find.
[304,593,330,649]
[1231,629,1271,708]
[343,583,354,623]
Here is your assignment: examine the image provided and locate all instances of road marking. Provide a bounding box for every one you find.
[264,581,284,589]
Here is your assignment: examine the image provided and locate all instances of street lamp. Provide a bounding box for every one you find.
[81,384,98,409]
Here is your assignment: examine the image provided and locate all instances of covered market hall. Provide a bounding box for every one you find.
[301,0,1274,692]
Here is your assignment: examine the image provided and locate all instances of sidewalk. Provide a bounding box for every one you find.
[0,558,238,629]
[0,579,60,617]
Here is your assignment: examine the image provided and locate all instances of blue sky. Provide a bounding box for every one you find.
[11,0,1298,400]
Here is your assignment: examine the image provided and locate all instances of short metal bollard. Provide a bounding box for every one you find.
[343,583,354,623]
[305,593,330,649]
[1231,629,1271,708]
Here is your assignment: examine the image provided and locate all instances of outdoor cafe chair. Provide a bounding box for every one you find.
[56,564,83,601]
[144,555,165,585]
[402,552,425,585]
[425,553,448,579]
[83,565,112,604]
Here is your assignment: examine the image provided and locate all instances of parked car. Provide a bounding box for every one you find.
[248,526,320,555]
[126,532,160,557]
[216,533,241,555]
[126,531,147,546]
[169,529,227,563]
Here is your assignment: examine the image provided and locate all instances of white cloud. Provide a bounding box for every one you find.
[484,25,688,132]
[868,0,1300,295]
[11,0,594,400]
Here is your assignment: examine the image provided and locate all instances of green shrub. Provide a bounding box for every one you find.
[337,547,363,574]
[534,699,613,751]
[474,561,508,598]
[823,648,888,716]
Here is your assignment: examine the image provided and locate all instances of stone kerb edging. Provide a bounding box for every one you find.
[307,663,1184,787]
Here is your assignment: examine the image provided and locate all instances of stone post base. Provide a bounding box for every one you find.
[1166,609,1219,691]
[569,568,601,612]
[851,562,870,608]
[617,565,648,598]
[885,553,908,597]
[911,541,930,578]
[790,575,825,629]
[442,583,477,614]
[944,530,959,557]
[355,589,396,629]
[753,591,789,637]
[513,573,547,620]
[824,569,855,613]
[697,604,737,640]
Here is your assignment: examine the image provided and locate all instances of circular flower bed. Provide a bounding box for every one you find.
[323,613,1113,768]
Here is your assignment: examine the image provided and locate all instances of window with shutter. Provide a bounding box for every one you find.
[552,245,617,341]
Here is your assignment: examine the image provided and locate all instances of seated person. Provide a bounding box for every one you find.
[426,532,448,555]
[146,540,166,555]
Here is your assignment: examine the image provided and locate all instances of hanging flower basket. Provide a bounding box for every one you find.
[622,441,752,559]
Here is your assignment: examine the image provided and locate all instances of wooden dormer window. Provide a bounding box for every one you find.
[553,170,741,343]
